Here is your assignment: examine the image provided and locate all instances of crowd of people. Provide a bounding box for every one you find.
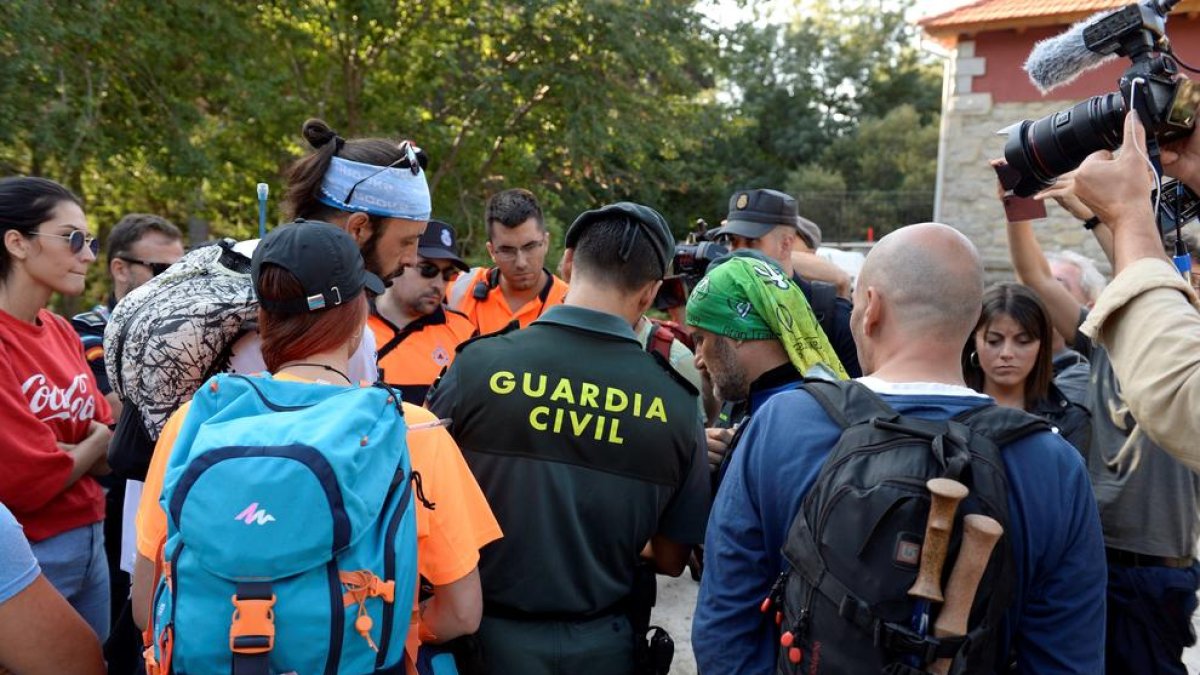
[0,102,1199,675]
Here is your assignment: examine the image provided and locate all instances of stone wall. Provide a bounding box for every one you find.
[934,40,1112,282]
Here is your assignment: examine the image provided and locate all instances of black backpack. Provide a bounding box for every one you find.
[766,380,1049,675]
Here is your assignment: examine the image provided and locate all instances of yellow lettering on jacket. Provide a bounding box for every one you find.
[551,378,576,405]
[522,373,546,397]
[530,406,549,431]
[606,387,628,413]
[490,371,515,394]
[489,370,667,445]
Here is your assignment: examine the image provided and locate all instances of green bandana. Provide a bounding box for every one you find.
[686,256,848,379]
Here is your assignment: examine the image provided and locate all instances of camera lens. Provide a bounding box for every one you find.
[1003,92,1126,196]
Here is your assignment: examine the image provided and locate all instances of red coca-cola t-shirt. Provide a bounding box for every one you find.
[0,308,111,542]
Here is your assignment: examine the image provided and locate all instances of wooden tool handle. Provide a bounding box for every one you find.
[927,514,1004,675]
[908,478,969,603]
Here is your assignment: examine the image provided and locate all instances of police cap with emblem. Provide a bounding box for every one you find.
[712,188,822,250]
[564,202,674,276]
[418,220,469,272]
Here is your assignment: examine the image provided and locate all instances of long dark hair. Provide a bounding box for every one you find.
[0,177,83,282]
[962,282,1054,410]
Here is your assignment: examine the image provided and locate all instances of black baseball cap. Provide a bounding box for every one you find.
[564,202,673,275]
[713,188,822,249]
[418,220,468,272]
[252,219,385,313]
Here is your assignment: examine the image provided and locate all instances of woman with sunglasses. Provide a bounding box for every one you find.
[962,282,1091,453]
[0,176,114,640]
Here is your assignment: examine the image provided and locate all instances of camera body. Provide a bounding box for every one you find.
[653,220,729,311]
[1003,0,1198,197]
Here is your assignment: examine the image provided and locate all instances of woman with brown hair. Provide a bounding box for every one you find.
[0,176,113,641]
[963,282,1091,453]
[133,221,499,674]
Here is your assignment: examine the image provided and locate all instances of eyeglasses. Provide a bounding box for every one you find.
[343,141,421,205]
[29,230,99,255]
[117,256,173,277]
[416,262,457,282]
[492,238,546,262]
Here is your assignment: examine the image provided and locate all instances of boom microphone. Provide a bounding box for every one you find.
[1024,9,1120,93]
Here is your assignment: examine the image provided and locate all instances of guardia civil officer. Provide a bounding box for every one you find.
[428,202,710,675]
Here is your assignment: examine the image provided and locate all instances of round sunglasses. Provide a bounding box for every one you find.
[29,230,100,255]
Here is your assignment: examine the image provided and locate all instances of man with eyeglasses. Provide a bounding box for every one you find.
[370,220,477,404]
[448,188,568,335]
[68,212,182,675]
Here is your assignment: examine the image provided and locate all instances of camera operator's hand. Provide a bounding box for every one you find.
[1162,109,1200,193]
[1037,113,1164,273]
[1047,173,1096,221]
[1035,113,1156,233]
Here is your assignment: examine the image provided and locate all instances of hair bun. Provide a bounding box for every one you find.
[302,118,341,151]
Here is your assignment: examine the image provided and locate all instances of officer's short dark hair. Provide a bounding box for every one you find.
[572,217,661,293]
[107,213,183,262]
[485,188,543,239]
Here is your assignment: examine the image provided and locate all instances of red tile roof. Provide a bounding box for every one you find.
[921,0,1200,35]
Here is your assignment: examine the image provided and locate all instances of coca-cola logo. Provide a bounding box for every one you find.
[21,373,96,423]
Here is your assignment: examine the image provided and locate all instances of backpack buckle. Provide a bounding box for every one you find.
[230,594,276,654]
[873,620,940,665]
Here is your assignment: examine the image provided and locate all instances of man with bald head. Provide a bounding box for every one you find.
[693,223,1105,674]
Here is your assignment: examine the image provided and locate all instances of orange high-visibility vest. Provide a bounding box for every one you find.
[447,267,568,336]
[369,306,477,404]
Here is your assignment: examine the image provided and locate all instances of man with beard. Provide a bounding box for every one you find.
[686,251,847,482]
[448,189,568,335]
[370,220,476,404]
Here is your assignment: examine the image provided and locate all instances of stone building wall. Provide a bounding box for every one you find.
[934,40,1112,281]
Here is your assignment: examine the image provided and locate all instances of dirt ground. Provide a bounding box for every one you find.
[654,573,1200,675]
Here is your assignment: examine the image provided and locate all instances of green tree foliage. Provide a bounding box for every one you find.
[0,0,942,305]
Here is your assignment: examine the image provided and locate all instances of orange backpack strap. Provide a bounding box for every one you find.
[230,582,276,675]
[143,537,170,675]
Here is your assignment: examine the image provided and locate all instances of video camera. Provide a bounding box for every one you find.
[1002,0,1199,207]
[653,219,728,311]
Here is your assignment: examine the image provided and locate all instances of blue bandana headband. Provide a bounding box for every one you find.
[317,155,431,221]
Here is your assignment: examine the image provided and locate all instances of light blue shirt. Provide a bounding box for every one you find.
[0,502,40,605]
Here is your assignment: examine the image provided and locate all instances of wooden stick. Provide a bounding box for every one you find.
[908,478,969,604]
[927,514,1004,675]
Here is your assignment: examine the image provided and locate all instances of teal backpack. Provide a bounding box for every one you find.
[145,373,419,675]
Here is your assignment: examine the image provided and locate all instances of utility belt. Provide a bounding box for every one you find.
[482,599,630,624]
[1106,547,1195,569]
[481,562,673,675]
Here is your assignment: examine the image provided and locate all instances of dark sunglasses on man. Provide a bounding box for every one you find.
[117,256,173,276]
[29,229,100,255]
[416,262,458,282]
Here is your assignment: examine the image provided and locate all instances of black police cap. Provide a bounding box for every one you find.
[564,202,672,275]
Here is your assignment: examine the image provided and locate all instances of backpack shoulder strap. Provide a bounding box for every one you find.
[447,267,482,310]
[809,280,838,337]
[953,404,1051,448]
[800,379,899,430]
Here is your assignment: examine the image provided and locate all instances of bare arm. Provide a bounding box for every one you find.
[105,391,124,420]
[132,553,156,631]
[791,252,852,299]
[644,534,690,577]
[60,422,111,487]
[418,567,483,643]
[0,575,106,675]
[1004,221,1088,344]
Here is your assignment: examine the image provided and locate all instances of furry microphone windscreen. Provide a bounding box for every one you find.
[1024,11,1120,94]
